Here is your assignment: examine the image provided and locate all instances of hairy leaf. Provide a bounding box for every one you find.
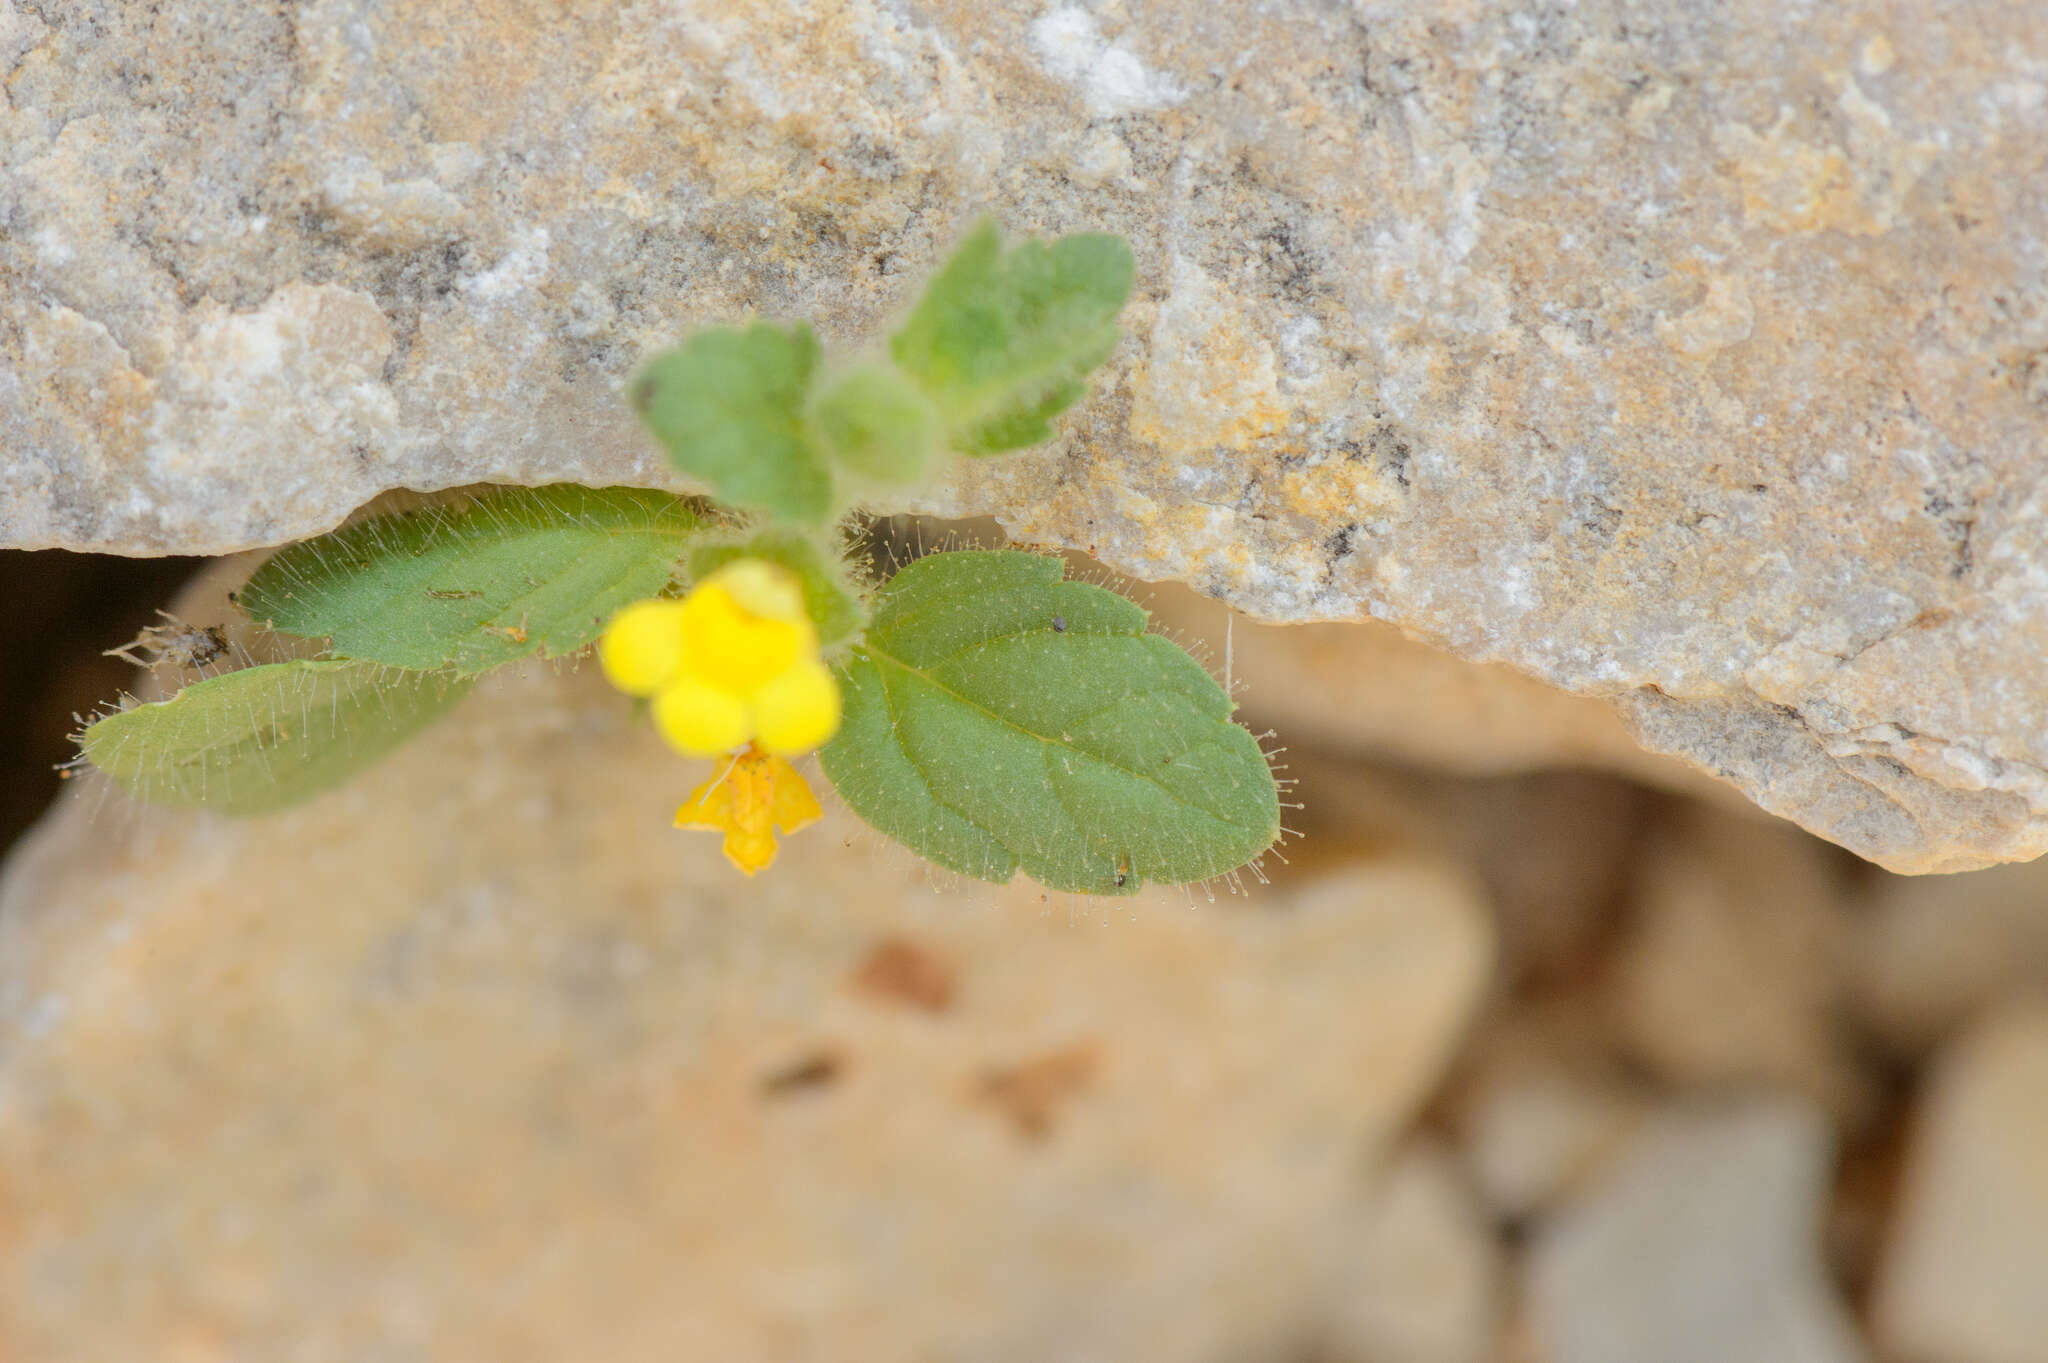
[890,220,1134,455]
[688,527,869,649]
[78,661,472,815]
[818,551,1277,894]
[632,322,832,523]
[239,486,704,673]
[811,362,941,485]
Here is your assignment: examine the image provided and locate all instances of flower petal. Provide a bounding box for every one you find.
[711,559,808,623]
[651,677,751,756]
[598,599,689,696]
[767,757,824,834]
[753,657,842,755]
[679,581,810,692]
[672,746,820,874]
[721,826,780,875]
[673,764,738,828]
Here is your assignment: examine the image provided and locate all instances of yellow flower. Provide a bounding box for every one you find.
[675,744,824,875]
[598,559,842,757]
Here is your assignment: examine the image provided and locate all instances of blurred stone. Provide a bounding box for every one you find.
[1852,860,2048,1057]
[1823,1101,1911,1305]
[0,643,1492,1360]
[1249,749,1648,994]
[1874,1001,2048,1363]
[1142,583,1723,799]
[1447,774,1646,988]
[1440,991,1652,1222]
[1462,1068,1650,1224]
[1315,1139,1501,1363]
[1143,605,1659,989]
[4,2,2048,872]
[1609,805,1871,1123]
[1527,1099,1867,1363]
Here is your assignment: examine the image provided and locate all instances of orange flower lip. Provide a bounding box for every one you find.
[675,744,825,875]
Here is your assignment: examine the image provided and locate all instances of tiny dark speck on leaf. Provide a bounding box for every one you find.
[631,375,657,410]
[1052,615,1067,632]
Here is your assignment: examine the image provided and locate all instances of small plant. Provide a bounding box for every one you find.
[76,221,1282,892]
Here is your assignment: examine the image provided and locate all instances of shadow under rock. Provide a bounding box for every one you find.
[0,549,205,862]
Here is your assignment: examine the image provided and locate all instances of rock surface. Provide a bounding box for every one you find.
[1143,581,1731,801]
[1527,1099,1867,1363]
[1874,1001,2048,1363]
[1317,1138,1501,1363]
[3,1,2047,872]
[1609,805,1870,1123]
[1461,1066,1649,1224]
[0,636,1492,1360]
[1852,860,2048,1057]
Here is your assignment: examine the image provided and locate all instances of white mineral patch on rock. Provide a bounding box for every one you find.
[0,0,44,71]
[1655,274,1755,359]
[143,284,402,546]
[1128,256,1289,456]
[1027,6,1186,118]
[319,155,467,249]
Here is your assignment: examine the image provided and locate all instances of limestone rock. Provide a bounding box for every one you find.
[1315,1139,1502,1363]
[1874,1002,2048,1363]
[1142,581,1730,801]
[1527,1100,1868,1363]
[1440,991,1653,1223]
[4,1,2046,871]
[1852,860,2048,1057]
[0,651,1492,1359]
[1454,774,1646,988]
[1609,805,1871,1124]
[1461,1068,1650,1224]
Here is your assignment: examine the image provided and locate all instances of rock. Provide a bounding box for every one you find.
[1873,1001,2048,1363]
[1852,860,2048,1057]
[1314,1139,1502,1363]
[1609,805,1871,1124]
[1461,1067,1650,1224]
[1439,989,1653,1223]
[1244,746,1656,997]
[1142,581,1731,802]
[3,2,2045,873]
[1456,774,1646,988]
[1140,580,1719,984]
[0,629,1492,1360]
[1527,1099,1868,1363]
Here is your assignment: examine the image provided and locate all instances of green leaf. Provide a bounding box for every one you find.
[818,550,1278,894]
[688,528,869,649]
[890,220,1134,455]
[238,486,705,673]
[811,363,941,485]
[632,321,832,524]
[77,661,472,815]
